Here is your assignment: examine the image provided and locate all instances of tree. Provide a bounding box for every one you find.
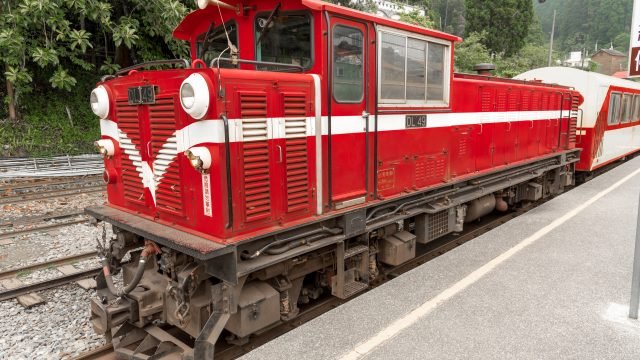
[398,10,436,29]
[464,0,534,57]
[0,0,192,123]
[329,0,377,12]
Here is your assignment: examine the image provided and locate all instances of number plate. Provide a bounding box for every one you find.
[405,115,427,128]
[128,85,155,105]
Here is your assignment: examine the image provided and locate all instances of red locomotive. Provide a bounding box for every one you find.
[87,1,581,358]
[516,67,640,179]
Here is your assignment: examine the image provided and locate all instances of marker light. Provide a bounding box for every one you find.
[179,74,210,119]
[184,147,212,173]
[90,86,110,119]
[94,139,116,158]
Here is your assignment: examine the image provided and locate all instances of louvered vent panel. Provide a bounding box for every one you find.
[541,93,549,110]
[481,90,492,112]
[496,91,507,111]
[521,92,531,111]
[240,93,271,222]
[568,95,580,145]
[149,97,183,216]
[116,100,145,205]
[508,92,519,111]
[284,94,310,213]
[531,92,541,110]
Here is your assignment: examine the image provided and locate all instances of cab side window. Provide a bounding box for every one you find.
[333,25,364,102]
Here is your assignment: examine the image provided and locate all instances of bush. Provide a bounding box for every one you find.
[0,71,100,157]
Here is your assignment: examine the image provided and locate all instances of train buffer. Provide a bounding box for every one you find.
[241,156,640,360]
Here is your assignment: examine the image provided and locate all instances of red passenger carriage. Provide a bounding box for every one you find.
[87,1,581,358]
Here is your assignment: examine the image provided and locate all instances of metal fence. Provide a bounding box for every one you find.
[0,154,104,178]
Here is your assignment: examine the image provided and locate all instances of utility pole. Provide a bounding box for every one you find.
[548,9,556,66]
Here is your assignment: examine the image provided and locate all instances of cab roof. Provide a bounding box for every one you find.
[173,0,461,42]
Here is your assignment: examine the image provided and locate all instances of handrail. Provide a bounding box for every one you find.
[209,57,304,72]
[115,59,191,76]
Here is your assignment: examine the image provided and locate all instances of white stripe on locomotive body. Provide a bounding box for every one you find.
[102,110,569,146]
[593,123,640,169]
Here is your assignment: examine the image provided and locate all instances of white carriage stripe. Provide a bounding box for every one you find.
[101,110,567,146]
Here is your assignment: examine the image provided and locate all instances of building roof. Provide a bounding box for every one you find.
[594,49,627,57]
[612,70,629,79]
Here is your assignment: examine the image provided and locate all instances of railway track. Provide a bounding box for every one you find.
[0,210,88,240]
[0,251,100,302]
[73,203,541,360]
[0,175,102,195]
[0,184,105,205]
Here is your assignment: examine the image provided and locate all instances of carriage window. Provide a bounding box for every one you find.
[379,30,449,105]
[622,94,633,123]
[255,13,311,69]
[196,22,238,67]
[333,25,363,102]
[608,93,621,125]
[634,95,640,122]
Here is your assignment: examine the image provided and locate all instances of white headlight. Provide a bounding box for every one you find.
[90,86,110,119]
[179,74,210,119]
[184,146,212,173]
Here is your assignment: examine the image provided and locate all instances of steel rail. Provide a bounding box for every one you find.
[0,251,98,281]
[0,176,102,194]
[0,267,101,301]
[0,185,105,205]
[0,217,88,240]
[72,343,115,360]
[0,209,85,228]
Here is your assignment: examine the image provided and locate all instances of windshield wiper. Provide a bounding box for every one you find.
[198,22,215,60]
[256,3,281,46]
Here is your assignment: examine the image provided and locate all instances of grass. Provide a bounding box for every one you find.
[0,72,101,157]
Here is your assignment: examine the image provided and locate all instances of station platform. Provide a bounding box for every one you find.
[241,156,640,360]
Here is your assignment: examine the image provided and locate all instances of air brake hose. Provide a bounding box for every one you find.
[102,240,160,297]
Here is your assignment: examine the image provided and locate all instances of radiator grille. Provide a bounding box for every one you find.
[480,89,492,111]
[427,210,450,242]
[568,95,579,145]
[240,93,271,222]
[284,94,310,213]
[116,100,145,205]
[149,97,183,215]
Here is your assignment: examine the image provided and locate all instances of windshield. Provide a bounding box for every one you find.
[255,13,312,69]
[196,22,238,67]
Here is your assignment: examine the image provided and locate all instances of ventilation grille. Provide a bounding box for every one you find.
[116,100,145,205]
[427,210,450,242]
[284,94,310,213]
[496,91,507,111]
[149,97,182,215]
[481,90,492,112]
[240,93,271,223]
[569,95,580,145]
[521,92,531,111]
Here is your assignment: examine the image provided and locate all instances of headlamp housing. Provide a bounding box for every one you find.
[179,74,210,119]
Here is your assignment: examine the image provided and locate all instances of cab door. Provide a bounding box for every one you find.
[328,17,369,209]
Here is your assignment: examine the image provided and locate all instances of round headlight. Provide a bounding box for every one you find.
[180,83,195,109]
[90,86,110,119]
[179,74,210,119]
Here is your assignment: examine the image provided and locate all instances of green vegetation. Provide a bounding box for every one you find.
[0,0,192,156]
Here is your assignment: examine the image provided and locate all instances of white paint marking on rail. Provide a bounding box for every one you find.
[339,166,640,360]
